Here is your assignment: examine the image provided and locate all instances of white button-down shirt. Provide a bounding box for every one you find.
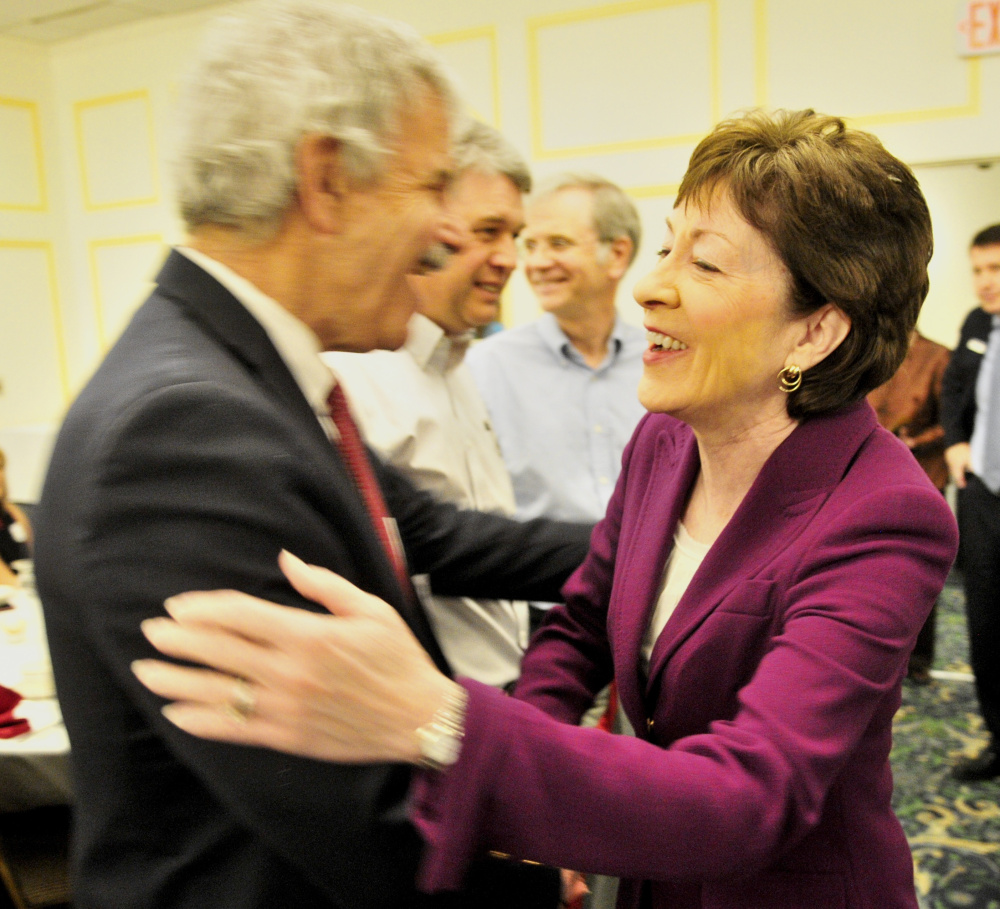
[325,314,529,688]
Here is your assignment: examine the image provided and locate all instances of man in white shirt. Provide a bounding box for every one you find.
[326,121,533,689]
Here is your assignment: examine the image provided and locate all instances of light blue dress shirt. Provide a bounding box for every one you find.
[466,312,647,523]
[971,314,1000,492]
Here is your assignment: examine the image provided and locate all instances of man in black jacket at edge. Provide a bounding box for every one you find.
[941,222,1000,781]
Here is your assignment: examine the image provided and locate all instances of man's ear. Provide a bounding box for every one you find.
[606,236,634,281]
[790,303,852,371]
[295,134,348,234]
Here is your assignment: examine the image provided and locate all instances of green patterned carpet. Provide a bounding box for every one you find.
[891,574,1000,908]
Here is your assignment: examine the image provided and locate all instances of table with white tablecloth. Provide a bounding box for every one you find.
[0,582,72,812]
[0,699,71,812]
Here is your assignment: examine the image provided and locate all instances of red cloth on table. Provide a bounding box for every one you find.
[0,682,30,738]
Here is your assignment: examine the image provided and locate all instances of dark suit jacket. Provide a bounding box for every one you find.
[941,306,992,448]
[34,251,589,909]
[412,402,958,909]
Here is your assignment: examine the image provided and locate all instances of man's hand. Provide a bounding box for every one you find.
[945,442,972,489]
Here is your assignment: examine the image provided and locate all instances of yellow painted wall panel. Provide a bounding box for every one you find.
[529,0,718,158]
[0,243,67,426]
[0,99,46,211]
[88,235,165,350]
[764,0,977,124]
[429,28,501,127]
[75,91,159,210]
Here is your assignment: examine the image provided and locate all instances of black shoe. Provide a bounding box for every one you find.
[952,746,1000,782]
[907,667,932,686]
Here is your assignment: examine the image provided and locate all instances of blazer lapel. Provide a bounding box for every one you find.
[152,252,450,668]
[612,426,700,727]
[642,401,880,693]
[154,251,327,445]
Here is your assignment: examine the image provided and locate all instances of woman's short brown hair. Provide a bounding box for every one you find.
[676,108,932,419]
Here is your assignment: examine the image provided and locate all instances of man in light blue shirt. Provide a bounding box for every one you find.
[467,174,646,524]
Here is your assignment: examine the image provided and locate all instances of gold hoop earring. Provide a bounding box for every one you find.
[778,365,802,393]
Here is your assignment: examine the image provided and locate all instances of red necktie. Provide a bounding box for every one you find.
[327,384,411,594]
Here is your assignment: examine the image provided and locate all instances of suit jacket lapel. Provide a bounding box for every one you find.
[152,252,451,670]
[642,401,880,693]
[154,251,327,446]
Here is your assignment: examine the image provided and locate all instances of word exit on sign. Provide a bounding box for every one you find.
[957,0,1000,54]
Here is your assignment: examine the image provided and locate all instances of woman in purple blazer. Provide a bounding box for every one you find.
[136,109,958,909]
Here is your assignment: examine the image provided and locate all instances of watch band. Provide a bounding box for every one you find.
[415,684,468,772]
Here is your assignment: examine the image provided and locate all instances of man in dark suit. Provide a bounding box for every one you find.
[942,222,1000,781]
[33,3,587,907]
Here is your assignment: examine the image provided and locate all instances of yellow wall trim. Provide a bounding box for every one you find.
[0,240,68,403]
[87,234,164,350]
[627,183,682,200]
[528,0,720,160]
[0,97,47,212]
[428,25,502,127]
[74,89,160,211]
[754,1,980,127]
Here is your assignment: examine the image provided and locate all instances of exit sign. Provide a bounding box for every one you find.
[957,0,1000,54]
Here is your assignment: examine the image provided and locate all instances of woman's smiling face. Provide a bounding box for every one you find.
[633,189,806,437]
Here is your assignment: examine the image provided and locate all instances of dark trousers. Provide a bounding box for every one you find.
[908,602,937,673]
[908,486,946,675]
[958,474,1000,743]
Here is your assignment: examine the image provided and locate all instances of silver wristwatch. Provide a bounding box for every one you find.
[415,685,468,772]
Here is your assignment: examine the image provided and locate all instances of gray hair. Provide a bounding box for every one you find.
[530,173,641,265]
[173,0,459,236]
[451,120,531,194]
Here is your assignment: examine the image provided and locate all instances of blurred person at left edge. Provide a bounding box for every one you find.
[0,448,32,587]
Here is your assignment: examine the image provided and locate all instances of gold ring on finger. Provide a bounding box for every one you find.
[222,678,257,725]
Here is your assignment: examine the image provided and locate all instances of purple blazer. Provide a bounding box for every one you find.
[413,400,958,909]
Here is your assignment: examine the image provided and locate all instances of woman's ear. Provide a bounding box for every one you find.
[790,303,851,371]
[295,134,348,234]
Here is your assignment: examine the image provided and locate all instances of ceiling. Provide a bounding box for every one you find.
[0,0,233,43]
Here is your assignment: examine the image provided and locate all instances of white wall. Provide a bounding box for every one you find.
[2,0,1000,497]
[915,161,1000,346]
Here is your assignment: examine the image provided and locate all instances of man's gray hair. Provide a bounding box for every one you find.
[531,173,641,265]
[173,0,459,236]
[452,121,531,195]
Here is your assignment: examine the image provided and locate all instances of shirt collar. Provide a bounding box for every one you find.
[177,246,335,414]
[405,313,473,374]
[536,311,626,367]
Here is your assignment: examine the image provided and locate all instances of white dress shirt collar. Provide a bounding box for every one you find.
[405,313,473,374]
[177,246,335,415]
